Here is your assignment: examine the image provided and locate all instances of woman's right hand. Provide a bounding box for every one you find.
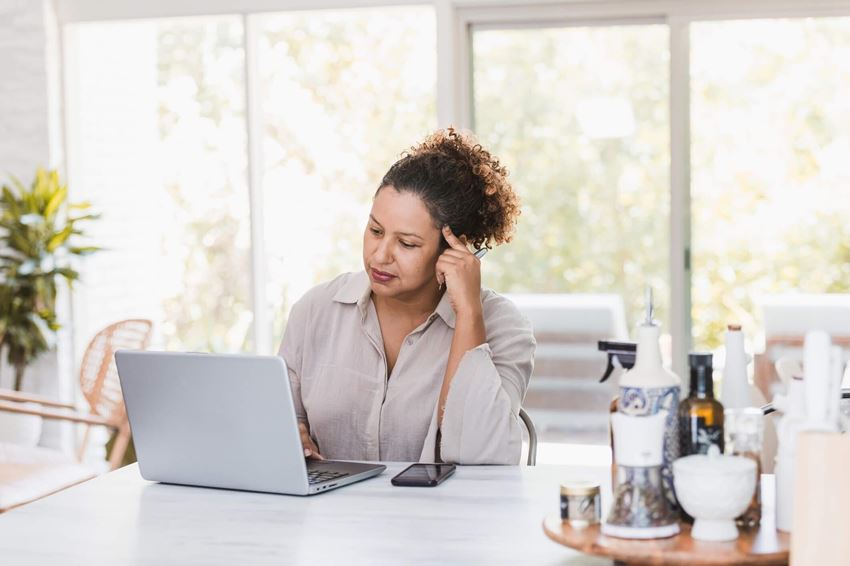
[298,422,324,460]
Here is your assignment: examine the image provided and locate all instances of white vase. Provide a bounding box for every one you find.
[0,402,44,446]
[721,324,753,409]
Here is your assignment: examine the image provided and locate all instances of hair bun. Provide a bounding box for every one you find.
[386,127,520,250]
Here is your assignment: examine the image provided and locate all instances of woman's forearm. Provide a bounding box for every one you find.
[437,307,486,428]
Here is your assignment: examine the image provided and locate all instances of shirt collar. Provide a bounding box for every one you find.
[331,271,373,318]
[332,270,457,329]
[433,291,456,329]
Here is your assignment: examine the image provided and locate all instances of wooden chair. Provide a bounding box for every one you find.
[0,319,153,512]
[755,335,850,399]
[755,294,850,398]
[506,293,629,446]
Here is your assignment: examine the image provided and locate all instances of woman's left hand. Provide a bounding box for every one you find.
[436,226,483,316]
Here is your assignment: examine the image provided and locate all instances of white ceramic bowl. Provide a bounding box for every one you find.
[673,447,757,541]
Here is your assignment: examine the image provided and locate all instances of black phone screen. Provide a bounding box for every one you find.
[390,463,456,487]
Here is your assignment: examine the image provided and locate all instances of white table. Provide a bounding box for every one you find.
[0,462,613,565]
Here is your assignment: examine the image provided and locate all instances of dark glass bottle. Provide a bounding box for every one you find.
[678,353,724,456]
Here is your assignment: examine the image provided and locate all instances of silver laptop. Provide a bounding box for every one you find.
[115,350,386,495]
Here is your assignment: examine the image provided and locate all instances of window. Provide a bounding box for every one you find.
[64,6,437,357]
[256,6,437,343]
[65,17,252,354]
[691,17,850,351]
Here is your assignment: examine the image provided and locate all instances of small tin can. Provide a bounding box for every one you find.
[560,482,601,529]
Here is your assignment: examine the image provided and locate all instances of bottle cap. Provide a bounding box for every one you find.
[728,323,742,331]
[688,352,713,368]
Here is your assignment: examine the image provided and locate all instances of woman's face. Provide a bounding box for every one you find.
[363,186,442,302]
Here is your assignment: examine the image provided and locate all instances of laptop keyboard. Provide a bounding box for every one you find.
[307,469,349,485]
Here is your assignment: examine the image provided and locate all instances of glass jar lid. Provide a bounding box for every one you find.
[560,481,601,496]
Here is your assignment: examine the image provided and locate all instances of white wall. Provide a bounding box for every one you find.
[0,0,74,452]
[0,0,55,176]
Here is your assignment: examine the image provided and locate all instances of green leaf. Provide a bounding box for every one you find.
[68,246,100,256]
[10,231,35,256]
[1,186,20,216]
[53,267,79,281]
[67,213,101,224]
[9,175,26,194]
[22,185,38,213]
[33,169,49,201]
[27,313,52,349]
[46,226,73,252]
[43,185,67,220]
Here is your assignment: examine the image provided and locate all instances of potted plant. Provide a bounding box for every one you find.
[0,168,99,445]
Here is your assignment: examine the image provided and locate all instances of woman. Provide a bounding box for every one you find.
[278,128,535,465]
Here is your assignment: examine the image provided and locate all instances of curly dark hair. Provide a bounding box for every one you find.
[377,127,521,251]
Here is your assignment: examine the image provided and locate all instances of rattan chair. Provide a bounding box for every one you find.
[0,319,152,512]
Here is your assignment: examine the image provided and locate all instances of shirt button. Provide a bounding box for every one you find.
[407,337,415,346]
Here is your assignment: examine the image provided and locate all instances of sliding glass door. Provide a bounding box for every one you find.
[472,23,670,444]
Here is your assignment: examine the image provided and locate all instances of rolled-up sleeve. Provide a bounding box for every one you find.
[278,298,310,423]
[438,299,536,465]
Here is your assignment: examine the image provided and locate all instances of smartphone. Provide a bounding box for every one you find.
[390,463,456,487]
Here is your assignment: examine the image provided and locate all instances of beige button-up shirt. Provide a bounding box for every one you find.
[278,271,535,465]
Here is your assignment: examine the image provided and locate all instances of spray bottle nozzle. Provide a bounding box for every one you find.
[598,340,637,383]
